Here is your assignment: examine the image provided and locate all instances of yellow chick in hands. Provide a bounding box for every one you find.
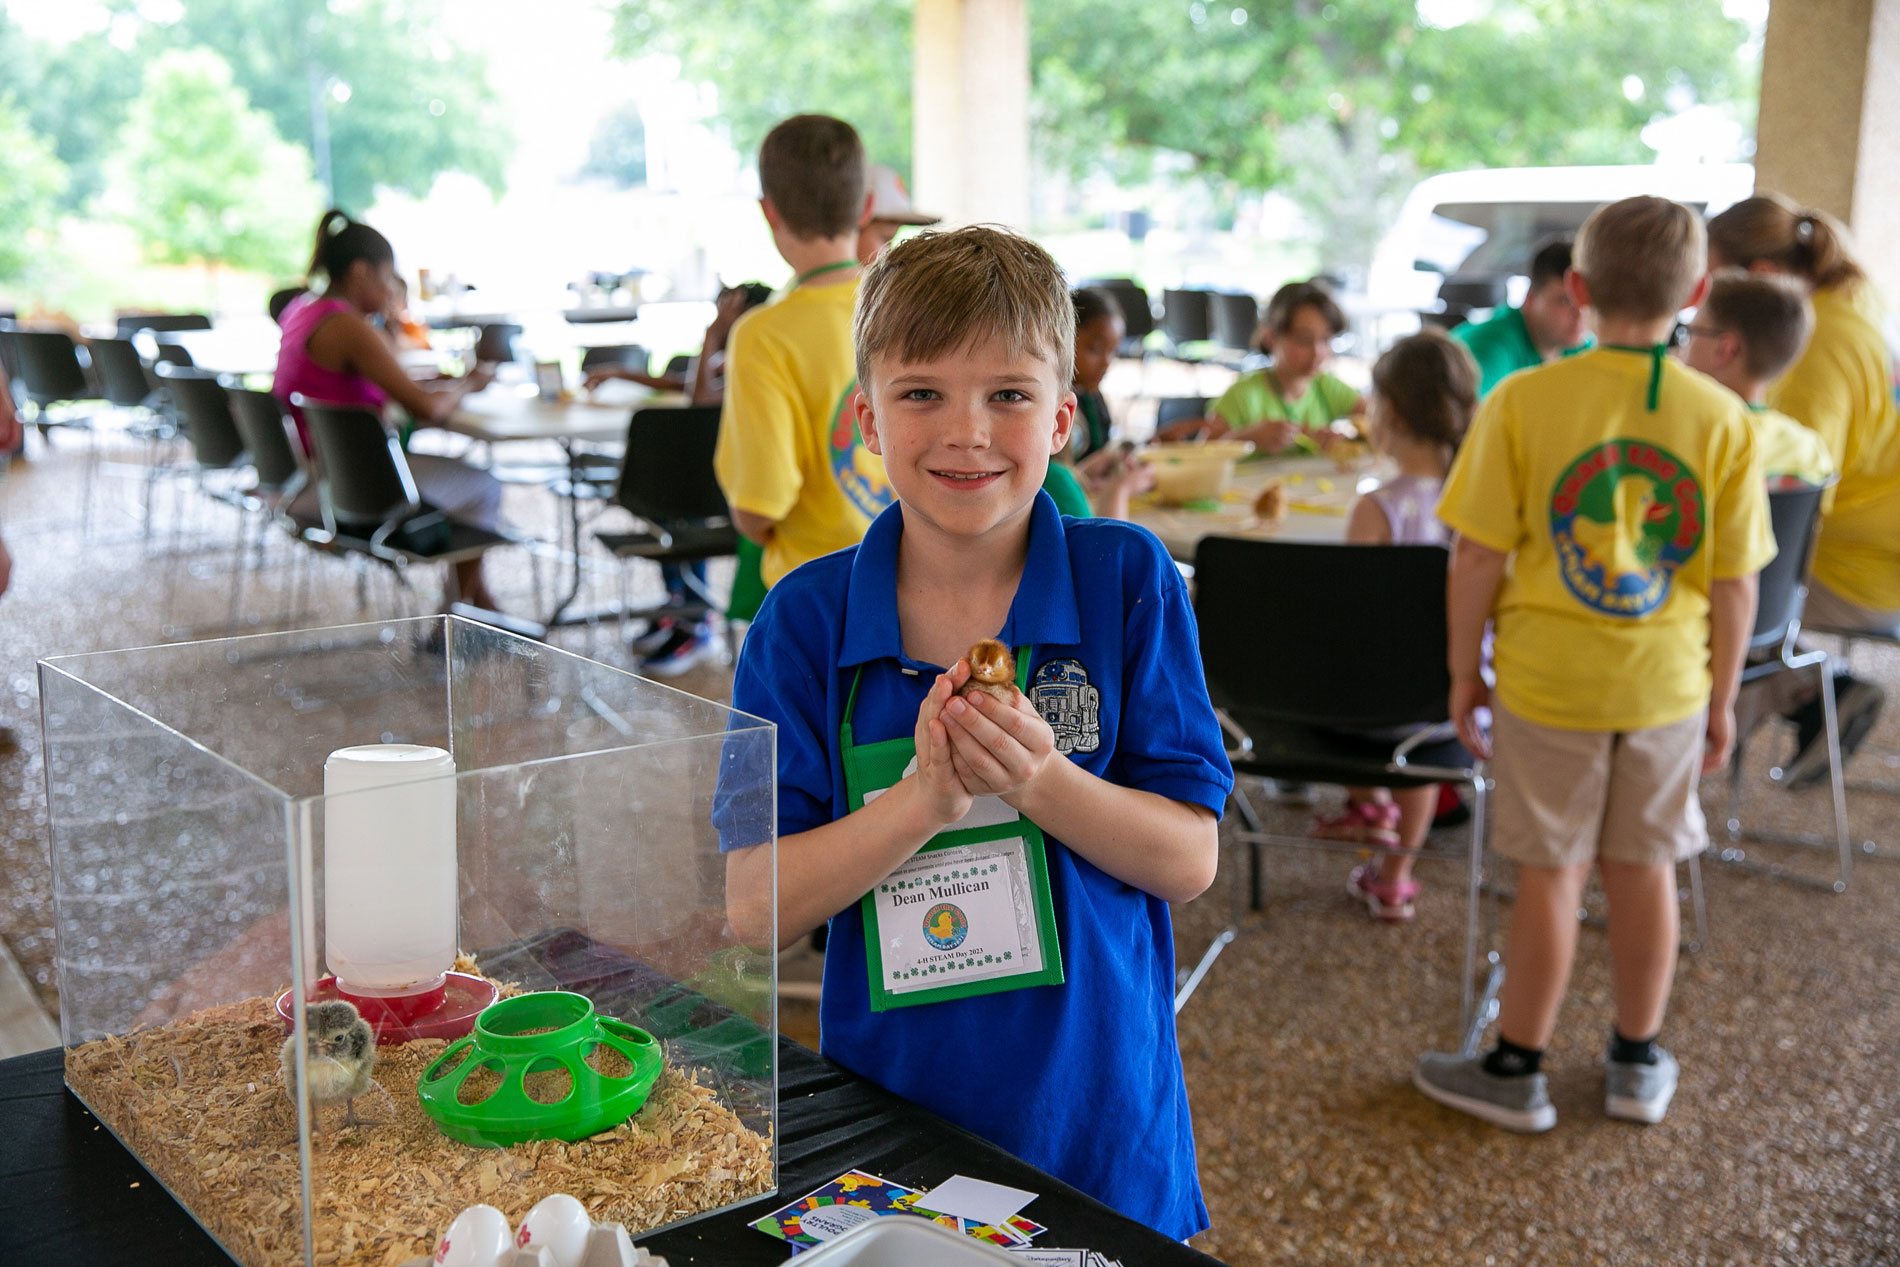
[280,1000,376,1129]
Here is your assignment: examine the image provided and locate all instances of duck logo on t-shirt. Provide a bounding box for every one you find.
[1550,439,1704,618]
[827,382,894,520]
[1031,659,1101,754]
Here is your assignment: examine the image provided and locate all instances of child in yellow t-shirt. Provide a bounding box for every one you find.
[1416,198,1774,1132]
[713,114,890,591]
[1679,269,1833,487]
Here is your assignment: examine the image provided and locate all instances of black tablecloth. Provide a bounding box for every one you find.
[1,1039,1224,1266]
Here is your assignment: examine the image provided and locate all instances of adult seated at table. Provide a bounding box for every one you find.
[1453,237,1591,397]
[274,209,505,612]
[583,281,771,406]
[1155,279,1364,454]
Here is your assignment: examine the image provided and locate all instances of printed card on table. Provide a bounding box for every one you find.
[747,1170,929,1249]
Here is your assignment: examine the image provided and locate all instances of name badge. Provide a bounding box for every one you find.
[871,836,1044,999]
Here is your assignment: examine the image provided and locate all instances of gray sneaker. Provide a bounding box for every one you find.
[1413,1052,1556,1132]
[1605,1047,1679,1123]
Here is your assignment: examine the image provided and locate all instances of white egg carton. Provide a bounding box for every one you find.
[400,1222,667,1267]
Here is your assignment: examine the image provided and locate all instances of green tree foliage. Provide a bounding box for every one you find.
[112,49,323,274]
[0,13,142,211]
[582,101,649,188]
[143,0,511,213]
[610,0,911,172]
[611,0,1752,272]
[0,97,70,282]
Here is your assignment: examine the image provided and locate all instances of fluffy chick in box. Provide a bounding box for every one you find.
[280,999,376,1128]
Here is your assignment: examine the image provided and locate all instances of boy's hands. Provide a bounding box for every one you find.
[1702,701,1736,774]
[910,668,975,829]
[940,663,1060,806]
[1450,675,1491,760]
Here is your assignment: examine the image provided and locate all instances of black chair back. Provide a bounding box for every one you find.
[613,406,730,524]
[475,323,523,364]
[1087,279,1155,344]
[8,330,96,404]
[152,342,196,368]
[1162,289,1213,345]
[1753,482,1828,648]
[663,353,693,379]
[298,397,416,527]
[228,388,305,492]
[1194,537,1451,731]
[1155,396,1211,428]
[580,344,648,373]
[117,312,212,336]
[155,364,246,468]
[1211,293,1261,351]
[89,337,158,407]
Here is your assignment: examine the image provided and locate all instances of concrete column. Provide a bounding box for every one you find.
[1755,0,1900,301]
[912,0,1030,229]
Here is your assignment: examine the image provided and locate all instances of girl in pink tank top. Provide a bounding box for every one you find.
[273,210,502,608]
[1313,330,1480,922]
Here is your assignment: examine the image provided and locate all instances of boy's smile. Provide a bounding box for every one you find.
[856,334,1075,544]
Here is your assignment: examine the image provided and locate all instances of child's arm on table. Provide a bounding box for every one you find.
[941,690,1218,903]
[725,670,979,950]
[1703,574,1758,774]
[1447,534,1508,758]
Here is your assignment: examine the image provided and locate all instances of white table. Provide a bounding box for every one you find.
[1129,454,1392,563]
[446,381,692,624]
[447,381,685,444]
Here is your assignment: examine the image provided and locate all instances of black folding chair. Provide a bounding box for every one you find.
[2,327,103,437]
[1716,482,1855,890]
[297,396,517,616]
[593,405,739,648]
[475,323,523,364]
[227,386,321,625]
[1084,278,1156,354]
[116,312,212,337]
[580,344,649,375]
[1184,537,1502,1051]
[1210,292,1261,355]
[1161,289,1214,350]
[1155,396,1212,431]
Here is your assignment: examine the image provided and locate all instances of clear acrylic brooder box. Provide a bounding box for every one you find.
[40,616,779,1267]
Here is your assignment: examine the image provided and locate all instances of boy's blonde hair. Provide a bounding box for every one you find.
[1700,268,1814,382]
[855,225,1074,388]
[758,115,865,240]
[1573,196,1706,321]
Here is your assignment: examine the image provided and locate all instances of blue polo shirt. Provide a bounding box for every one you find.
[718,491,1233,1240]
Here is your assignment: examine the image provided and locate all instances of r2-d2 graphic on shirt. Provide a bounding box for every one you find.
[1032,659,1101,754]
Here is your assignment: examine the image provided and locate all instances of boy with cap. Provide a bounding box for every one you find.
[717,225,1232,1237]
[855,163,941,265]
[1416,197,1774,1131]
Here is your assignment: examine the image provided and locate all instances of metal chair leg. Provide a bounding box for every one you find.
[1460,775,1504,1057]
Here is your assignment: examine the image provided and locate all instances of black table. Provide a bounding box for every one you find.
[2,1039,1224,1266]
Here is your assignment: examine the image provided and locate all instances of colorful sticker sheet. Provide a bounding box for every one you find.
[748,1170,1066,1254]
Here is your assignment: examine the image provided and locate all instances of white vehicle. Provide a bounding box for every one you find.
[1359,163,1756,342]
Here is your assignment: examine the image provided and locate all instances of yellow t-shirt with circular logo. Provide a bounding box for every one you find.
[1766,285,1900,610]
[714,281,893,588]
[1439,347,1776,731]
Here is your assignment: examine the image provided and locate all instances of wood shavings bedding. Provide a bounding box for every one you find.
[65,990,772,1267]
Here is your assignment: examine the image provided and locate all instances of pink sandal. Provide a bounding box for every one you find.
[1348,862,1420,922]
[1311,799,1401,848]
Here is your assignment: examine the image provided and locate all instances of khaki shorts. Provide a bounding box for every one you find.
[1489,703,1708,868]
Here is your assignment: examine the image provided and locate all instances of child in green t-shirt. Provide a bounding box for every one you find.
[1158,280,1363,453]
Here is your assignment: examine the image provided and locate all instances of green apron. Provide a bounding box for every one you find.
[840,648,1065,1011]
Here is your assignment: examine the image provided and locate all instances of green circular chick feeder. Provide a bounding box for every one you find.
[417,991,663,1146]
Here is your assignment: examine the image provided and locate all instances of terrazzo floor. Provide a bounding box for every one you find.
[2,424,1896,1265]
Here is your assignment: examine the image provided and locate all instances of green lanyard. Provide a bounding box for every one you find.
[1604,343,1668,412]
[838,649,1065,1011]
[795,259,859,286]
